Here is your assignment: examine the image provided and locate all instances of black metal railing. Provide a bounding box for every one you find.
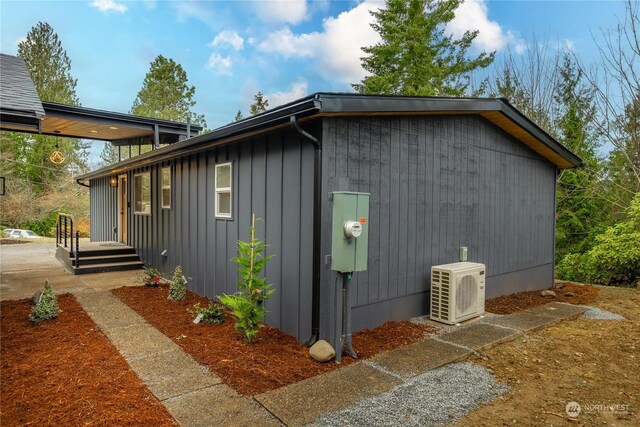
[56,213,80,267]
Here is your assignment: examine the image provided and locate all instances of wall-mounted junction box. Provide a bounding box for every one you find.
[331,191,369,273]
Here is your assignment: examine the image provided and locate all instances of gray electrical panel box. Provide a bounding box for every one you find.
[331,191,369,273]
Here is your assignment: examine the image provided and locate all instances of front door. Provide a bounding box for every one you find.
[118,175,127,244]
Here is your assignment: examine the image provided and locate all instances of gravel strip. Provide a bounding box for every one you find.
[580,305,625,320]
[307,362,507,427]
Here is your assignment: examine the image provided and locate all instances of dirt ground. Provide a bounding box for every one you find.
[456,285,640,427]
[112,285,439,395]
[0,294,176,426]
[485,282,599,314]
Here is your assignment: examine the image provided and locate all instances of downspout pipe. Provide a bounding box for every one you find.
[290,115,321,347]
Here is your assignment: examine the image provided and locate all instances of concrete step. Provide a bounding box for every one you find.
[73,260,144,275]
[71,253,140,266]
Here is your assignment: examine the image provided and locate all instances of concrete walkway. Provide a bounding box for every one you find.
[72,288,279,426]
[255,302,586,426]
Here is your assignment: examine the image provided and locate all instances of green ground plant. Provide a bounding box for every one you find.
[188,301,225,324]
[557,193,640,286]
[168,266,187,301]
[218,214,274,342]
[142,266,162,287]
[30,280,60,323]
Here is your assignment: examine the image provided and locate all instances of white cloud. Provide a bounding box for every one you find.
[258,27,317,59]
[563,38,575,51]
[258,1,381,83]
[266,80,309,108]
[447,0,502,51]
[447,0,524,53]
[206,53,233,75]
[210,30,244,51]
[256,0,308,25]
[174,1,215,27]
[90,0,128,13]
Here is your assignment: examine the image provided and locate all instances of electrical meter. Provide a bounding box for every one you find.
[343,220,363,239]
[331,192,369,273]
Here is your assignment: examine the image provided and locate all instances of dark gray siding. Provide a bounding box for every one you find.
[120,127,316,340]
[89,176,118,241]
[319,115,557,341]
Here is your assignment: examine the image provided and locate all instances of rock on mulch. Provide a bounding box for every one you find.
[307,362,507,427]
[580,305,625,320]
[485,283,598,315]
[112,285,439,396]
[0,294,176,426]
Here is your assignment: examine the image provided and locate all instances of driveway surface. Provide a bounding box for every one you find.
[0,242,140,300]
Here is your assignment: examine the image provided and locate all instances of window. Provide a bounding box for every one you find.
[161,167,171,209]
[134,172,151,214]
[215,162,232,218]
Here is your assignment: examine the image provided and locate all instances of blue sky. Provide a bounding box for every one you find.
[0,0,628,163]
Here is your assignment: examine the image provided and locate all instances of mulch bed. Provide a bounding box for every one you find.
[0,294,176,426]
[485,282,598,314]
[0,238,28,245]
[112,286,438,396]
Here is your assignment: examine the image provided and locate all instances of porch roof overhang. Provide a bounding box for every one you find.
[1,102,203,144]
[76,93,582,182]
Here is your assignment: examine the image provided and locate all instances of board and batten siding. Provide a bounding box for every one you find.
[318,115,557,340]
[89,176,118,242]
[102,127,316,340]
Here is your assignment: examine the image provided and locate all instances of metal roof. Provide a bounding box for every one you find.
[0,53,45,130]
[77,92,582,180]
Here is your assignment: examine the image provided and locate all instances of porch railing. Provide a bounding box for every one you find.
[56,213,80,267]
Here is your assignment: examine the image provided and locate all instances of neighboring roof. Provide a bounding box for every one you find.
[0,53,202,144]
[0,53,45,130]
[77,93,582,181]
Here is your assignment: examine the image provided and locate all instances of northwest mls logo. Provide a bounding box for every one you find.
[566,401,581,418]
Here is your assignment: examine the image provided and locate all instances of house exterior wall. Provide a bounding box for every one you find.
[89,127,317,340]
[318,115,557,341]
[89,176,118,242]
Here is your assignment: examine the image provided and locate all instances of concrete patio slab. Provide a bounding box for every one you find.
[164,385,280,427]
[436,323,520,351]
[126,348,221,401]
[525,302,587,319]
[482,311,557,332]
[105,324,176,360]
[368,337,470,379]
[255,362,402,427]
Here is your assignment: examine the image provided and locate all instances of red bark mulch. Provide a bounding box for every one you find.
[485,282,598,315]
[0,294,176,427]
[112,286,438,396]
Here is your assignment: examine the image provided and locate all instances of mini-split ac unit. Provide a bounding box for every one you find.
[430,262,486,324]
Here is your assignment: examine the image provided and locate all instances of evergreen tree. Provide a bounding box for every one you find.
[554,55,608,260]
[354,0,494,96]
[99,143,120,166]
[1,22,88,194]
[249,92,269,115]
[131,55,206,127]
[235,110,244,122]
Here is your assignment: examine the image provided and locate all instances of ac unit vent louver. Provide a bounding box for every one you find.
[430,262,485,324]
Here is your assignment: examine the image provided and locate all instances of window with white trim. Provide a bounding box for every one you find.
[215,162,232,218]
[161,167,171,209]
[134,172,151,214]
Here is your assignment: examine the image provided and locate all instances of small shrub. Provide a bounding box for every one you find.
[168,266,187,301]
[218,215,274,342]
[30,280,60,324]
[188,301,225,324]
[142,266,162,287]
